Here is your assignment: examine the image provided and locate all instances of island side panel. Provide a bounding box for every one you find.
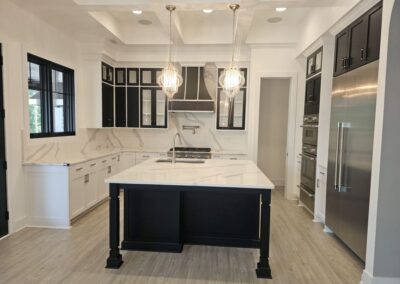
[122,186,183,252]
[256,190,272,279]
[106,183,123,268]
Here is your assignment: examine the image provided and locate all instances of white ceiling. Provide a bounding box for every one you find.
[11,0,354,46]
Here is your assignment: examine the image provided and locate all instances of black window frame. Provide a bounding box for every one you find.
[28,54,75,138]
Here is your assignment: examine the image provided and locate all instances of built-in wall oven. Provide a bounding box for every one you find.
[299,114,318,213]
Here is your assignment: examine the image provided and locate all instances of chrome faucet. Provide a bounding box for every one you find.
[172,133,181,163]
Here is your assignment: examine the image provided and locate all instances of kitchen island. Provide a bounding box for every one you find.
[105,158,274,278]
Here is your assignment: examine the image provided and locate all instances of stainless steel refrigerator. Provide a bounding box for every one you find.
[326,60,379,261]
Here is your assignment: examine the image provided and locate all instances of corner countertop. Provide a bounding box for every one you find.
[105,158,274,190]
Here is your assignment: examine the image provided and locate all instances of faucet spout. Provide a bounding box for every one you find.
[172,133,181,163]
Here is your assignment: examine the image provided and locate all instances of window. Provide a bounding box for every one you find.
[28,54,75,138]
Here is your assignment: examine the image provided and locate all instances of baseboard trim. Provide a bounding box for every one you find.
[28,217,70,229]
[361,270,400,284]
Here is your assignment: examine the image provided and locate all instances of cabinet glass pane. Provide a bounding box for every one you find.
[142,71,152,84]
[128,70,137,84]
[156,70,162,82]
[102,65,107,81]
[108,68,113,82]
[142,90,152,126]
[155,90,166,126]
[233,90,244,128]
[315,51,322,71]
[307,57,314,75]
[219,91,229,128]
[117,69,125,84]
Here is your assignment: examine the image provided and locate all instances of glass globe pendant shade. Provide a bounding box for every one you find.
[157,62,183,99]
[219,64,245,98]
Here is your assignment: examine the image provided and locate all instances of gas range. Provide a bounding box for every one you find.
[167,147,212,159]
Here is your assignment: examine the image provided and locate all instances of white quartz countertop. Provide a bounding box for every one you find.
[105,158,274,190]
[23,148,248,166]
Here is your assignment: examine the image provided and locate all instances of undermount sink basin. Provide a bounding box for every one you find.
[156,159,205,164]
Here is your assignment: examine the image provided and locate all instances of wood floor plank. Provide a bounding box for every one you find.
[0,188,363,284]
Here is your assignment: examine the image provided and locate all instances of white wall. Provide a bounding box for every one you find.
[0,0,84,233]
[248,46,304,199]
[362,0,400,283]
[257,78,290,186]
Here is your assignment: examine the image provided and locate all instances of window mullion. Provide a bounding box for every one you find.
[46,64,53,134]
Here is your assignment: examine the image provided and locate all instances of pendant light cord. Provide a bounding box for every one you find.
[169,8,172,63]
[231,8,237,63]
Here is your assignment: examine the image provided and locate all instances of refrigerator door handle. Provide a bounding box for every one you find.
[338,122,352,193]
[334,122,342,190]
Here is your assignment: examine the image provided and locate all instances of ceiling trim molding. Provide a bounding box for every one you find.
[248,43,297,49]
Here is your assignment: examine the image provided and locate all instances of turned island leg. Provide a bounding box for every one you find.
[256,190,272,278]
[106,183,123,268]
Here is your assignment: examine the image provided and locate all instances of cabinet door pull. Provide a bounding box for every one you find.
[84,174,89,183]
[90,163,96,167]
[102,160,107,163]
[360,48,365,61]
[76,167,83,172]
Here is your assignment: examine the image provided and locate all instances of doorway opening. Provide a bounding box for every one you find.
[0,43,8,238]
[257,78,291,189]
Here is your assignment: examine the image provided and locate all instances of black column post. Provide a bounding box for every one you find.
[106,183,123,268]
[256,190,272,278]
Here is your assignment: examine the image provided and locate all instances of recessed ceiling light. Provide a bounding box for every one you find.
[203,9,213,14]
[132,10,142,15]
[267,17,283,23]
[275,7,287,12]
[138,19,152,25]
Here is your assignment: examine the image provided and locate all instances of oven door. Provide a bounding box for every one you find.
[300,153,316,191]
[302,125,318,146]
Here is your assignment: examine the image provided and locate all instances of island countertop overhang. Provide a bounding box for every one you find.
[105,158,274,190]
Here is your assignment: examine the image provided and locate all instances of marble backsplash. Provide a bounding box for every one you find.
[23,112,248,164]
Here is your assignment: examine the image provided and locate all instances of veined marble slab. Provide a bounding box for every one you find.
[106,159,274,190]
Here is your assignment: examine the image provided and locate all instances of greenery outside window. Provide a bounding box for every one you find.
[28,54,75,138]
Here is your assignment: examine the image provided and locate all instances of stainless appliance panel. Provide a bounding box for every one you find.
[326,61,378,261]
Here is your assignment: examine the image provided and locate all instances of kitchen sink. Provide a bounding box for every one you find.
[156,159,205,164]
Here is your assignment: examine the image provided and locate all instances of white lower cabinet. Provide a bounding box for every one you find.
[26,150,166,228]
[69,174,86,219]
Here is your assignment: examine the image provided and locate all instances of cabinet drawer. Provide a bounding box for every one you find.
[70,163,89,180]
[212,154,247,160]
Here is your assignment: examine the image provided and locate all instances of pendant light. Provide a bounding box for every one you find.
[219,4,245,98]
[157,5,183,99]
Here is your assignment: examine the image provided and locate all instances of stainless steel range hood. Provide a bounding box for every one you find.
[168,63,216,112]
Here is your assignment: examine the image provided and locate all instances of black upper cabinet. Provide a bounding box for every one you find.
[115,68,126,86]
[140,68,162,86]
[334,30,349,76]
[102,83,114,127]
[366,5,382,63]
[127,68,139,86]
[306,47,323,78]
[115,87,126,127]
[333,2,382,77]
[102,62,114,84]
[127,87,139,127]
[348,17,368,69]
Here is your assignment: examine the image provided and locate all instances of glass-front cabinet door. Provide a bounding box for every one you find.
[216,68,247,130]
[155,89,167,127]
[141,88,152,127]
[140,88,167,128]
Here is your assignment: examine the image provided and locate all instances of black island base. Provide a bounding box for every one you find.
[106,183,272,279]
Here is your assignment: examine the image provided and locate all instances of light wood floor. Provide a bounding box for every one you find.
[0,188,363,284]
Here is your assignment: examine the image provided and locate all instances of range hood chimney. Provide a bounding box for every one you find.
[168,63,216,112]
